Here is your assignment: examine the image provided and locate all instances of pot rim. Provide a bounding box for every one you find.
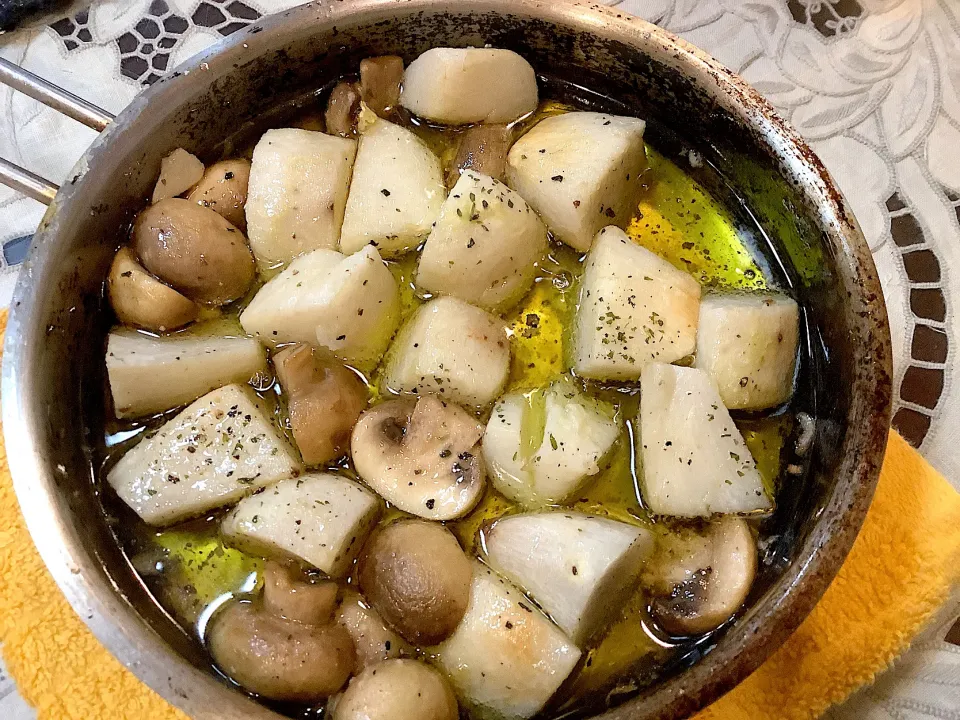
[1,1,892,718]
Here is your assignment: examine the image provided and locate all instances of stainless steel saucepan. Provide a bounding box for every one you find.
[0,1,892,718]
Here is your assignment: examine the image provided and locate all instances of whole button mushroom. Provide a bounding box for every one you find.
[358,519,472,645]
[262,561,339,626]
[207,601,355,702]
[132,198,255,306]
[207,563,355,703]
[274,343,369,467]
[187,159,251,231]
[108,247,198,332]
[332,659,458,720]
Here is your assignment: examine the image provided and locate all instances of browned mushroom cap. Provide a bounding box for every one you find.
[358,519,472,645]
[274,343,369,466]
[207,600,355,702]
[263,561,339,626]
[445,124,512,188]
[187,159,251,231]
[326,81,362,138]
[332,659,458,720]
[359,56,404,118]
[108,247,199,332]
[132,198,255,306]
[350,395,486,520]
[645,516,757,636]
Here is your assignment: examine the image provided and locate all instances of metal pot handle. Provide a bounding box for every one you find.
[0,57,114,205]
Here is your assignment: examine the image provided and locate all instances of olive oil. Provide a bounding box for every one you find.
[103,98,792,719]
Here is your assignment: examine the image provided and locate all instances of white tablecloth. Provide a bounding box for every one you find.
[0,0,957,717]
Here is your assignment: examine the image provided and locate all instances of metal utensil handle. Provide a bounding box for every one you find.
[0,57,114,205]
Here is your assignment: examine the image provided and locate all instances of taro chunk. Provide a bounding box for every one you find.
[239,245,400,369]
[695,293,799,410]
[639,363,772,517]
[383,296,510,408]
[417,170,547,311]
[573,226,701,380]
[246,128,356,266]
[506,111,647,251]
[107,384,301,525]
[433,562,580,720]
[339,113,446,256]
[222,472,380,577]
[400,48,538,125]
[482,380,620,507]
[483,512,654,645]
[106,330,267,419]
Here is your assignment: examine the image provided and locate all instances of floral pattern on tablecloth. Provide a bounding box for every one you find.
[0,1,957,718]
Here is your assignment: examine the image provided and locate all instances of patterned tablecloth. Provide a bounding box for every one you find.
[0,0,958,717]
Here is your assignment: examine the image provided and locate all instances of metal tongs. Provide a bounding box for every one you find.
[0,56,114,205]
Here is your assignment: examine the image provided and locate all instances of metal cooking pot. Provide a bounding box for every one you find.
[0,1,892,718]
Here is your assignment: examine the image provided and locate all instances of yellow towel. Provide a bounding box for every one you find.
[0,309,958,720]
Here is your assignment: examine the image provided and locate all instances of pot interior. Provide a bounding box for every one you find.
[4,2,891,719]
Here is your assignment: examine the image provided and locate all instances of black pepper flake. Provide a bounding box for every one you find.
[425,499,435,510]
[381,188,391,196]
[336,334,346,341]
[551,175,564,182]
[224,171,235,180]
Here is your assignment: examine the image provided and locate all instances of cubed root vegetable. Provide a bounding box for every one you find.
[107,384,301,525]
[239,245,400,369]
[433,562,581,720]
[222,472,380,577]
[639,363,772,517]
[506,111,647,251]
[246,128,357,266]
[152,148,204,204]
[695,292,799,410]
[573,226,701,380]
[483,380,620,507]
[483,512,654,645]
[106,330,267,418]
[384,296,510,408]
[400,48,538,125]
[416,170,547,311]
[339,113,446,256]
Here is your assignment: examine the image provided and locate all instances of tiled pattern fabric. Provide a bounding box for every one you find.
[0,0,957,718]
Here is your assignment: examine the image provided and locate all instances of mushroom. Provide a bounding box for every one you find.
[445,124,512,187]
[152,148,204,204]
[207,599,355,702]
[350,395,486,520]
[274,343,369,466]
[326,81,362,137]
[359,56,404,118]
[358,519,472,645]
[332,659,458,720]
[337,590,412,672]
[187,158,251,231]
[644,516,757,636]
[107,247,199,332]
[132,198,255,306]
[263,561,339,626]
